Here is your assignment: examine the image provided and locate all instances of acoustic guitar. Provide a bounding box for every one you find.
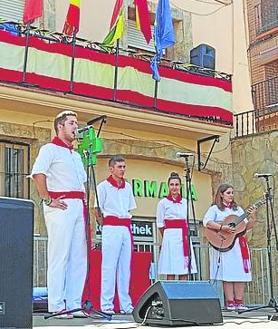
[203,198,266,252]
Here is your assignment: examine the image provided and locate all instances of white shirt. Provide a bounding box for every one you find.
[203,204,245,226]
[156,198,187,228]
[96,180,136,218]
[31,143,87,192]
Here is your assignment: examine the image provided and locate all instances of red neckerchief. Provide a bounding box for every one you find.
[107,175,125,189]
[223,202,233,209]
[51,136,73,151]
[167,193,182,203]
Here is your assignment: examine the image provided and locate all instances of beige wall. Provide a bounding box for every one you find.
[55,0,115,42]
[174,0,253,113]
[95,158,212,219]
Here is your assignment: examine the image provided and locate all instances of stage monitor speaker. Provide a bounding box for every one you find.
[190,44,215,70]
[0,197,34,329]
[133,280,223,326]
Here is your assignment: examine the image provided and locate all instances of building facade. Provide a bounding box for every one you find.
[245,0,278,131]
[2,0,270,304]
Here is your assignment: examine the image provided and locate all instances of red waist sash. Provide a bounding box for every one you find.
[48,191,85,200]
[103,216,133,251]
[238,236,250,273]
[164,219,189,257]
[48,190,90,247]
[103,216,131,227]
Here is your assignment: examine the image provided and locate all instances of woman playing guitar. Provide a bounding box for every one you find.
[203,183,257,311]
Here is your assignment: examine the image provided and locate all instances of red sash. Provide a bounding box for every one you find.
[238,236,250,273]
[103,216,133,249]
[164,219,189,257]
[48,191,85,200]
[48,190,90,248]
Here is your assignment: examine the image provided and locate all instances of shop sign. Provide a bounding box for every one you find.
[131,179,198,200]
[96,220,153,240]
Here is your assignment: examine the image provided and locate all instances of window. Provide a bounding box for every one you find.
[127,6,155,53]
[0,0,24,22]
[127,19,155,53]
[0,142,30,199]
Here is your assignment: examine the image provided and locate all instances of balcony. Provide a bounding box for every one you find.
[0,24,233,127]
[233,77,278,138]
[255,2,278,36]
[252,77,278,114]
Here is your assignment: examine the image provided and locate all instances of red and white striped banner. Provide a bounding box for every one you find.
[0,31,233,124]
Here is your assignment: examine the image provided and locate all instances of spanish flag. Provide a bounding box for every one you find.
[23,0,43,25]
[63,0,80,36]
[102,0,124,46]
[135,0,152,44]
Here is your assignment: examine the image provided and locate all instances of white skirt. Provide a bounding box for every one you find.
[209,238,252,282]
[158,228,197,275]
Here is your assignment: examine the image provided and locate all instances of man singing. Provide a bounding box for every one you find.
[95,155,136,315]
[31,110,87,318]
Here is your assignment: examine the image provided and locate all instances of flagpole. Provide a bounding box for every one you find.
[113,39,120,101]
[69,32,77,93]
[154,80,159,109]
[22,22,31,84]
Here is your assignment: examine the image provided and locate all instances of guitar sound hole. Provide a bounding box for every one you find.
[228,222,236,228]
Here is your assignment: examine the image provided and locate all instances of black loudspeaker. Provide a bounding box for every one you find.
[0,198,34,329]
[133,281,223,326]
[190,44,216,70]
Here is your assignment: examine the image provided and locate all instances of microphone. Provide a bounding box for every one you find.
[87,115,107,126]
[176,152,194,158]
[76,125,93,134]
[254,173,272,178]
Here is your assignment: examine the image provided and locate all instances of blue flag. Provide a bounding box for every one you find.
[151,0,175,81]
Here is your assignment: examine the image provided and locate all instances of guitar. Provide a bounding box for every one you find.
[203,198,266,252]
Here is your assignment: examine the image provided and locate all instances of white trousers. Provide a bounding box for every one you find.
[44,199,87,312]
[101,226,133,312]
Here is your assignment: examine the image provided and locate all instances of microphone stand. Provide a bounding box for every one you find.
[238,176,278,318]
[180,155,197,278]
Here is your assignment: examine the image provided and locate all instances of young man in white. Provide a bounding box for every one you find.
[31,111,87,318]
[95,155,136,315]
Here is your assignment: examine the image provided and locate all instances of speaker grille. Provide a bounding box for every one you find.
[0,198,34,329]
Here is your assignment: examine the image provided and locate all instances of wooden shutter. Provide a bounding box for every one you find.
[0,0,25,22]
[127,19,155,52]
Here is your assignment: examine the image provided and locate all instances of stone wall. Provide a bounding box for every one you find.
[231,130,278,297]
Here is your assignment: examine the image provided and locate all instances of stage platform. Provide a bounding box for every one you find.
[33,308,278,329]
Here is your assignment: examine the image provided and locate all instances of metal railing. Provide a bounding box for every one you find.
[0,20,232,127]
[252,77,278,114]
[233,77,278,138]
[234,110,257,138]
[33,236,275,305]
[255,3,278,35]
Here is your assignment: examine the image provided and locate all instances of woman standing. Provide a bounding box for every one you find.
[203,183,256,310]
[156,172,197,280]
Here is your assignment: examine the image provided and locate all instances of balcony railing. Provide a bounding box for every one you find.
[252,77,278,114]
[0,21,233,126]
[233,108,278,138]
[255,2,278,35]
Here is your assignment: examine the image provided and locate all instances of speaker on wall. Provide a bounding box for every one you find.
[133,281,223,326]
[190,44,216,70]
[0,197,34,329]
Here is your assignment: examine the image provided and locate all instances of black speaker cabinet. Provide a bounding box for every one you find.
[133,280,223,326]
[0,197,34,329]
